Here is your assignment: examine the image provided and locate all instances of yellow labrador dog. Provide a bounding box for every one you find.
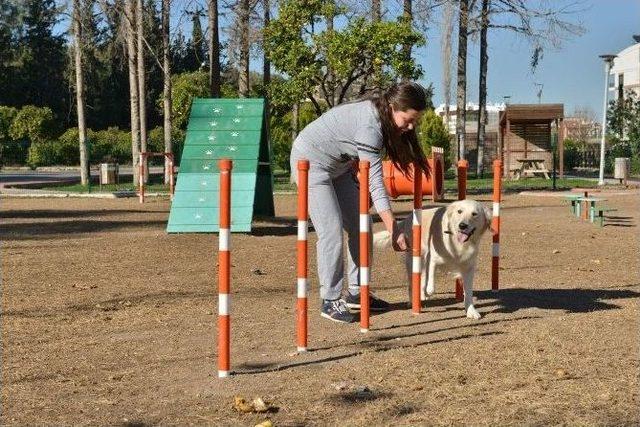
[374,200,492,319]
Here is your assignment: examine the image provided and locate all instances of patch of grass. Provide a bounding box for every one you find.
[444,177,598,193]
[39,170,599,194]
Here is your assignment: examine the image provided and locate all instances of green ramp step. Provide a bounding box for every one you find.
[167,98,274,233]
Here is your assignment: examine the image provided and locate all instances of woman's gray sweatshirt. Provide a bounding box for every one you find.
[293,100,391,213]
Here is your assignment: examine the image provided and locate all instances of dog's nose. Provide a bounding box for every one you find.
[459,222,468,230]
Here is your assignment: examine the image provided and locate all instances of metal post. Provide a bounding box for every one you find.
[598,54,616,186]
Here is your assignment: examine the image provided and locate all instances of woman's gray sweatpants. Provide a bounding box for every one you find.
[290,146,373,301]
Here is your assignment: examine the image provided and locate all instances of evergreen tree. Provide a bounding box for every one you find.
[14,0,68,126]
[185,9,206,72]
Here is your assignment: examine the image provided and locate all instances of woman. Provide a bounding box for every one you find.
[290,82,430,323]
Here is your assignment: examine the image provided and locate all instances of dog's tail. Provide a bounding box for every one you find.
[373,230,392,249]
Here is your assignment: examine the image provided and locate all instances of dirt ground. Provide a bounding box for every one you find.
[1,189,639,426]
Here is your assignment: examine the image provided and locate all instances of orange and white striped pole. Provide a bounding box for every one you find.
[455,159,468,301]
[296,160,310,352]
[359,161,371,333]
[411,163,423,314]
[492,160,502,291]
[138,152,145,204]
[218,159,232,378]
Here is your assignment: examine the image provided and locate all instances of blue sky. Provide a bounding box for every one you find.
[415,0,640,119]
[54,0,639,121]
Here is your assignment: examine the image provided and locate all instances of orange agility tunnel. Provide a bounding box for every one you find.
[382,147,445,201]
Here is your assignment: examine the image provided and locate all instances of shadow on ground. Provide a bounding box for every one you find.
[475,286,640,314]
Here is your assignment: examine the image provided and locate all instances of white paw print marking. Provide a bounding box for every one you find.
[210,121,218,127]
[194,213,202,220]
[201,181,207,186]
[231,131,239,137]
[205,150,213,155]
[233,117,241,123]
[203,164,211,171]
[228,146,237,152]
[213,107,221,114]
[198,197,205,203]
[208,135,216,141]
[236,104,243,109]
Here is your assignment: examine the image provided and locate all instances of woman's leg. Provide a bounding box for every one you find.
[303,170,346,301]
[333,171,368,295]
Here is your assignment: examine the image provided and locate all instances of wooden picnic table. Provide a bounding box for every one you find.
[513,158,550,180]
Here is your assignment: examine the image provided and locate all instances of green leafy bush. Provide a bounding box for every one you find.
[269,102,318,172]
[147,126,186,165]
[9,105,56,143]
[92,127,131,164]
[26,141,59,168]
[417,109,453,171]
[0,106,25,165]
[169,71,209,130]
[562,138,580,171]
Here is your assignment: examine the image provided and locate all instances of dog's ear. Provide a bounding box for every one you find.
[483,206,493,231]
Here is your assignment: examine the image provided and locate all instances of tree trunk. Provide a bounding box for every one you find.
[372,0,381,21]
[263,0,271,154]
[456,0,468,162]
[263,0,270,91]
[441,0,454,130]
[476,0,489,177]
[238,0,250,97]
[162,0,172,184]
[125,0,140,184]
[208,0,221,97]
[401,0,412,81]
[72,0,89,186]
[136,0,147,182]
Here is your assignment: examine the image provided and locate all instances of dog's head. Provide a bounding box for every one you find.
[445,199,492,244]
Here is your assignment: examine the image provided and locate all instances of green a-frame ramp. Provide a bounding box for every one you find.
[167,98,275,233]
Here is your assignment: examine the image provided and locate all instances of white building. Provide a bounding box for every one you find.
[434,102,506,135]
[609,39,640,100]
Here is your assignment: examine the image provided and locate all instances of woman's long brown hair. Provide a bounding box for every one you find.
[370,82,430,178]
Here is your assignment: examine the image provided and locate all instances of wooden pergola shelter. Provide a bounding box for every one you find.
[499,104,565,178]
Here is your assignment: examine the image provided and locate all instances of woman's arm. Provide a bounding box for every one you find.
[378,209,408,252]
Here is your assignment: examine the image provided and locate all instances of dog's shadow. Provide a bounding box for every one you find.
[475,285,640,314]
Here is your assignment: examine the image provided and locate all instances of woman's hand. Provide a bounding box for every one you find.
[391,221,409,252]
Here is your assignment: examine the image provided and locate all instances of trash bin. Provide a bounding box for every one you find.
[614,157,630,185]
[99,163,119,185]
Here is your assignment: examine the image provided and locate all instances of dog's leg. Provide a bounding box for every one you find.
[420,252,428,301]
[425,253,436,297]
[462,267,481,320]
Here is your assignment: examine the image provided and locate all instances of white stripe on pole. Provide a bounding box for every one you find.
[297,278,307,298]
[297,220,307,240]
[360,266,370,285]
[219,228,230,251]
[412,256,421,273]
[493,202,500,217]
[218,370,229,378]
[492,243,500,257]
[360,214,369,232]
[412,209,421,226]
[219,293,230,316]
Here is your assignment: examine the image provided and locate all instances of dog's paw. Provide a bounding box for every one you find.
[466,306,482,320]
[426,283,435,296]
